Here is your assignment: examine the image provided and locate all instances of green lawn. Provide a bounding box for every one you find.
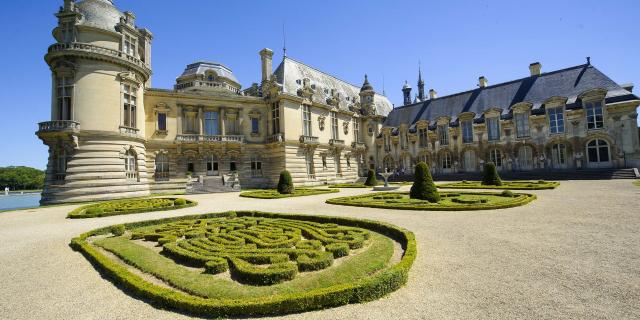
[438,180,559,190]
[327,191,536,211]
[239,188,338,199]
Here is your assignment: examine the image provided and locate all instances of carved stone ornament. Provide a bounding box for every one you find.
[343,121,350,135]
[326,89,341,108]
[297,78,314,101]
[318,115,326,131]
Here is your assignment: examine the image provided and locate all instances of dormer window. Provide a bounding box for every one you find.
[585,100,604,130]
[123,34,137,56]
[207,75,215,81]
[547,107,564,134]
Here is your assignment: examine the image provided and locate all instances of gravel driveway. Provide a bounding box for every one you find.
[0,180,638,320]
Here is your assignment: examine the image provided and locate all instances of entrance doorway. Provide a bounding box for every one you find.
[206,155,219,176]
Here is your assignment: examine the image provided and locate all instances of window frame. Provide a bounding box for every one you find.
[438,124,449,146]
[124,149,138,181]
[302,105,312,136]
[352,118,360,143]
[489,149,503,167]
[271,103,280,134]
[585,100,604,130]
[461,120,474,143]
[330,111,339,140]
[122,83,138,128]
[441,153,452,169]
[515,112,530,138]
[487,117,501,141]
[547,106,565,134]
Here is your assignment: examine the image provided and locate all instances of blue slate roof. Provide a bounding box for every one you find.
[383,63,637,128]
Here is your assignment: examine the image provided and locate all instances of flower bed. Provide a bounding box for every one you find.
[70,211,416,317]
[67,198,197,219]
[438,180,559,190]
[326,191,536,211]
[239,188,338,199]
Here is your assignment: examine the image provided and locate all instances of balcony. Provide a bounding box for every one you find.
[299,135,319,145]
[351,141,366,150]
[46,42,151,75]
[329,139,345,146]
[175,134,245,143]
[267,133,284,144]
[38,120,80,132]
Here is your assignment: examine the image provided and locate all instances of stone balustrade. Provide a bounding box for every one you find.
[38,120,80,132]
[47,42,151,74]
[329,139,345,146]
[267,133,284,143]
[299,135,319,145]
[176,134,245,143]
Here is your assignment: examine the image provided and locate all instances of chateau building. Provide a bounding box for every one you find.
[37,0,639,204]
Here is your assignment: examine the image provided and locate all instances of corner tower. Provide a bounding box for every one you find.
[37,0,153,204]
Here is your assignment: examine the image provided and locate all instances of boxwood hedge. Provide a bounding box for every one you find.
[67,198,197,219]
[70,211,416,317]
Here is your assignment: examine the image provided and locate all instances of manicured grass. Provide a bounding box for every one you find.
[326,191,536,211]
[634,180,640,187]
[67,198,197,219]
[329,183,372,188]
[239,188,338,199]
[438,180,559,190]
[70,211,416,317]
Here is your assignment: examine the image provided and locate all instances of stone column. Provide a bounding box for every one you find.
[220,107,226,136]
[177,105,183,134]
[198,106,204,135]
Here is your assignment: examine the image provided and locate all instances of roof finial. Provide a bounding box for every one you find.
[382,74,386,96]
[282,22,287,58]
[586,56,591,65]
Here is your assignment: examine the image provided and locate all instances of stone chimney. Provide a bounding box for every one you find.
[529,62,542,76]
[429,89,437,99]
[259,48,274,82]
[479,76,488,88]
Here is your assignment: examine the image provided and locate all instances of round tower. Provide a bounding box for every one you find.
[37,0,153,204]
[402,81,412,105]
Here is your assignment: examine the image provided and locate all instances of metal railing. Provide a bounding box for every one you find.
[38,120,80,132]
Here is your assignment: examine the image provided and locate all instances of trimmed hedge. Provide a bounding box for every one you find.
[481,162,502,186]
[240,188,338,199]
[326,191,536,211]
[277,170,294,194]
[67,198,197,219]
[409,162,439,202]
[364,169,378,187]
[69,211,416,318]
[438,180,560,190]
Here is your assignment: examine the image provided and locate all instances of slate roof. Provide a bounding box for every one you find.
[177,61,240,85]
[383,63,638,128]
[76,0,123,33]
[274,57,393,116]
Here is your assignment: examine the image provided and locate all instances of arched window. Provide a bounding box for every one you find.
[551,143,567,168]
[489,149,502,167]
[518,146,533,170]
[155,153,169,181]
[441,153,452,169]
[463,150,476,172]
[383,155,395,172]
[587,139,610,163]
[125,149,138,181]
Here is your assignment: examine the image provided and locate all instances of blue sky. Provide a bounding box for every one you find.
[1,0,639,169]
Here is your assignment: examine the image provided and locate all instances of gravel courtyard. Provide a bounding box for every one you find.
[0,180,638,320]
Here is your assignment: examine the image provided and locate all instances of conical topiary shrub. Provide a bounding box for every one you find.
[481,162,502,186]
[277,170,294,194]
[410,162,440,202]
[364,169,377,186]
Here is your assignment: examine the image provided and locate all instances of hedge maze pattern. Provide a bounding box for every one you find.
[133,217,370,285]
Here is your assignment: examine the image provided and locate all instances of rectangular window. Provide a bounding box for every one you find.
[515,113,530,138]
[487,117,500,141]
[306,153,315,179]
[61,21,74,43]
[271,103,280,134]
[302,105,312,136]
[438,124,449,146]
[548,107,565,134]
[418,128,428,147]
[157,113,167,132]
[384,134,391,152]
[250,157,262,177]
[331,112,339,140]
[204,111,219,135]
[353,118,360,143]
[124,34,136,56]
[56,76,73,121]
[251,118,259,134]
[122,84,137,128]
[462,120,474,143]
[585,101,604,130]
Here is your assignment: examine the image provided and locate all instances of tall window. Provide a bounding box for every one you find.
[418,128,428,147]
[353,118,360,143]
[302,105,312,136]
[463,150,476,172]
[515,113,530,138]
[61,21,74,43]
[125,150,138,181]
[518,146,533,170]
[251,118,259,134]
[384,134,391,152]
[400,131,407,149]
[585,101,604,130]
[124,34,136,56]
[270,103,280,134]
[155,153,169,181]
[157,113,167,132]
[250,156,262,177]
[55,149,68,181]
[56,76,73,121]
[587,139,610,163]
[438,124,449,146]
[552,143,567,167]
[122,84,137,128]
[548,107,564,134]
[489,149,502,167]
[462,120,473,143]
[487,117,500,141]
[204,111,219,135]
[306,153,315,179]
[330,112,339,140]
[441,153,452,169]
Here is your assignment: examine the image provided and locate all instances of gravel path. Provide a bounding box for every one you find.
[1,180,639,320]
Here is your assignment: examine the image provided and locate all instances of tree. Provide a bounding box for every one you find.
[276,170,294,194]
[481,162,502,186]
[364,169,377,186]
[0,166,45,190]
[410,162,440,202]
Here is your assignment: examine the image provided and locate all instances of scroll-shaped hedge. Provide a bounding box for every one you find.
[67,198,197,219]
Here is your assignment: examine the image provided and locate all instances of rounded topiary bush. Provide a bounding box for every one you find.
[481,162,502,186]
[364,169,377,186]
[110,224,125,236]
[410,162,440,202]
[501,190,515,197]
[277,170,294,194]
[174,198,187,206]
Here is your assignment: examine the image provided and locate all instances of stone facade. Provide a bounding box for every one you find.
[37,1,640,204]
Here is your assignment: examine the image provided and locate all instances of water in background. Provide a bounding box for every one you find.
[0,193,41,211]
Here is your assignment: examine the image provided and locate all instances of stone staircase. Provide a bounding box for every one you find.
[387,168,639,182]
[187,174,241,194]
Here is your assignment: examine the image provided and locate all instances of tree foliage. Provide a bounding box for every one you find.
[0,166,45,190]
[409,162,440,202]
[364,169,377,186]
[481,162,503,186]
[277,170,294,194]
